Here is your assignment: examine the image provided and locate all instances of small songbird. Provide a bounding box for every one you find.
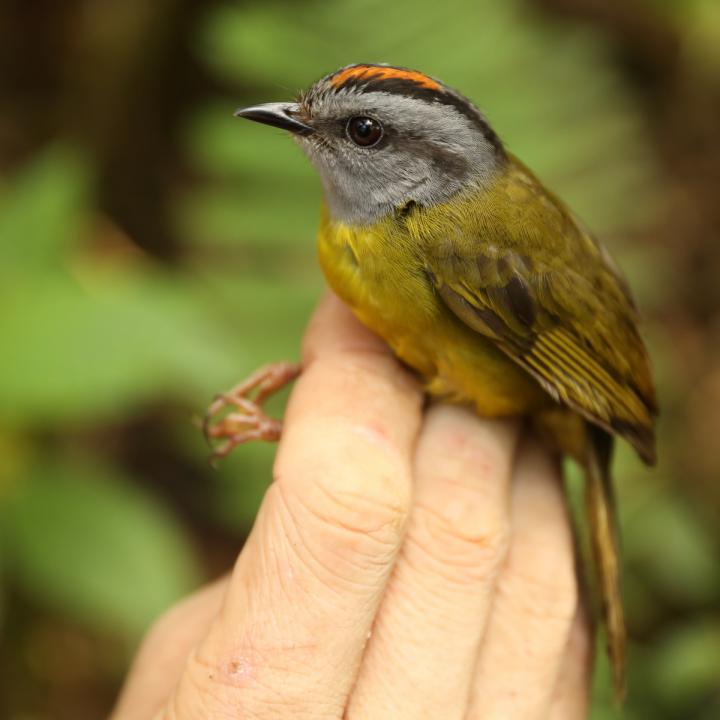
[206,64,658,699]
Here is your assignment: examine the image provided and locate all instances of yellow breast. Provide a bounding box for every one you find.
[316,204,547,416]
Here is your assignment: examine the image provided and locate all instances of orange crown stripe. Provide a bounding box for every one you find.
[330,65,440,91]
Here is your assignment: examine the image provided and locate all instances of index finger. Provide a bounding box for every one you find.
[168,293,423,718]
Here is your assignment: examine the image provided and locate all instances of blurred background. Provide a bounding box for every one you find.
[0,0,719,717]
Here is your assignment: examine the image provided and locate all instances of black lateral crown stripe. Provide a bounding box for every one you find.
[334,73,504,155]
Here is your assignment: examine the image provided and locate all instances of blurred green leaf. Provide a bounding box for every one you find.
[0,145,91,276]
[185,101,317,183]
[0,271,231,424]
[1,459,201,638]
[179,180,321,250]
[649,619,720,712]
[192,271,318,370]
[625,493,720,605]
[211,442,276,531]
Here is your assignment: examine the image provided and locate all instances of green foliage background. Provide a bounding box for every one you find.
[1,0,719,717]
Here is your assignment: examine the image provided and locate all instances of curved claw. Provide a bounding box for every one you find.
[202,394,225,446]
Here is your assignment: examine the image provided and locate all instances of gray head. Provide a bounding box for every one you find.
[236,64,505,225]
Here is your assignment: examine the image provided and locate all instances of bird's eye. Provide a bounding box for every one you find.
[346,116,383,147]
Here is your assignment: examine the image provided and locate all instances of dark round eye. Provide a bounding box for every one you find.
[346,116,383,147]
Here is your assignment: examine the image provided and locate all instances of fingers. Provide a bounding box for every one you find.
[111,577,228,720]
[123,291,589,719]
[164,293,424,719]
[347,404,520,719]
[347,418,586,720]
[467,438,581,720]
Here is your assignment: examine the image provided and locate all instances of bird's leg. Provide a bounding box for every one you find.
[203,361,301,461]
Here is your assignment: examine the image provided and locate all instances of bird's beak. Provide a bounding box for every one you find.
[234,102,314,136]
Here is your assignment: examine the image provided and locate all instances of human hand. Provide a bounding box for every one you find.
[112,293,591,720]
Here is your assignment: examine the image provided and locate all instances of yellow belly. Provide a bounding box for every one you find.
[316,208,548,417]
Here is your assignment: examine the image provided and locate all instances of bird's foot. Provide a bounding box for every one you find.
[203,361,301,462]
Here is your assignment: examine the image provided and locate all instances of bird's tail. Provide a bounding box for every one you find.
[585,424,625,703]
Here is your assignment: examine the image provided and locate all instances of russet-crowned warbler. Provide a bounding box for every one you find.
[205,64,657,700]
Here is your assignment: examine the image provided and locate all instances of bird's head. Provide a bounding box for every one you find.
[236,64,505,225]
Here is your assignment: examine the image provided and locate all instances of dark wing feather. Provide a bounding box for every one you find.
[423,159,657,464]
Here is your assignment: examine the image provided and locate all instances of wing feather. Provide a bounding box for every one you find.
[423,156,657,463]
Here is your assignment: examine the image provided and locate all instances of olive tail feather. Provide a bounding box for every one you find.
[585,425,626,703]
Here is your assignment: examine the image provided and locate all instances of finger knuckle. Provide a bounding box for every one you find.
[275,439,411,536]
[409,498,510,585]
[271,460,410,590]
[502,542,579,625]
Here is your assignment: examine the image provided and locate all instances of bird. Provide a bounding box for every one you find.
[205,63,658,701]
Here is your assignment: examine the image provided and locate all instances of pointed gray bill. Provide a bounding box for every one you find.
[234,102,314,136]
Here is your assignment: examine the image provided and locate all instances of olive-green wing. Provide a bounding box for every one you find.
[422,183,657,464]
